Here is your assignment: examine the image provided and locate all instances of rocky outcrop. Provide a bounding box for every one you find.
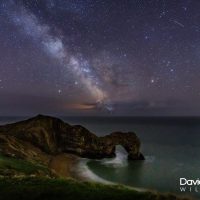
[0,115,144,163]
[103,132,144,160]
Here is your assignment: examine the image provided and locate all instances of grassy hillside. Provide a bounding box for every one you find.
[0,177,190,200]
[0,155,51,177]
[0,155,191,200]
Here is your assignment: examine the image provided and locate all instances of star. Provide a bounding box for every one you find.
[0,0,199,116]
[150,79,155,83]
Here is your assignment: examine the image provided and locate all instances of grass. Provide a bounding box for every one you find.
[0,155,192,200]
[0,177,191,200]
[0,155,50,176]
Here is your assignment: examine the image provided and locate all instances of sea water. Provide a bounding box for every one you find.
[64,116,200,199]
[1,116,200,198]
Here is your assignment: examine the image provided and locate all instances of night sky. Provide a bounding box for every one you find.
[0,0,200,116]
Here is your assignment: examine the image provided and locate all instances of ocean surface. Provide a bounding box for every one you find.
[1,116,200,198]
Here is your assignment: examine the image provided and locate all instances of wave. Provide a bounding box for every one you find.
[101,150,128,168]
[76,158,114,184]
[76,158,147,192]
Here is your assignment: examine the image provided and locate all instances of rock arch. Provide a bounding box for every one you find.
[102,132,145,160]
[0,115,144,161]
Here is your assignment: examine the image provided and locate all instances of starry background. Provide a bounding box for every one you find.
[0,0,200,116]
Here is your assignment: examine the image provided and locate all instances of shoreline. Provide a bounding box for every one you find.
[48,153,80,179]
[76,158,153,193]
[48,153,194,200]
[48,153,145,190]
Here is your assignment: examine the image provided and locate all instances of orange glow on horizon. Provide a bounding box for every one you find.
[65,103,96,110]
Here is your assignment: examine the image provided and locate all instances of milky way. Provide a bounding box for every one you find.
[5,1,109,110]
[0,0,200,116]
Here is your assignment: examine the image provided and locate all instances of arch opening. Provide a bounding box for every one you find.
[103,145,128,167]
[115,145,128,158]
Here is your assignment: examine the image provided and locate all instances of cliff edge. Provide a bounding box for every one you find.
[0,115,144,165]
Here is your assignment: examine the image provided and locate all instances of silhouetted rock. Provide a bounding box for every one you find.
[0,115,144,163]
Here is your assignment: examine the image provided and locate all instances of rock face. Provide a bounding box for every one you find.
[0,115,144,163]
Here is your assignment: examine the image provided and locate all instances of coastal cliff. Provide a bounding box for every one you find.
[0,115,144,165]
[0,116,193,200]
